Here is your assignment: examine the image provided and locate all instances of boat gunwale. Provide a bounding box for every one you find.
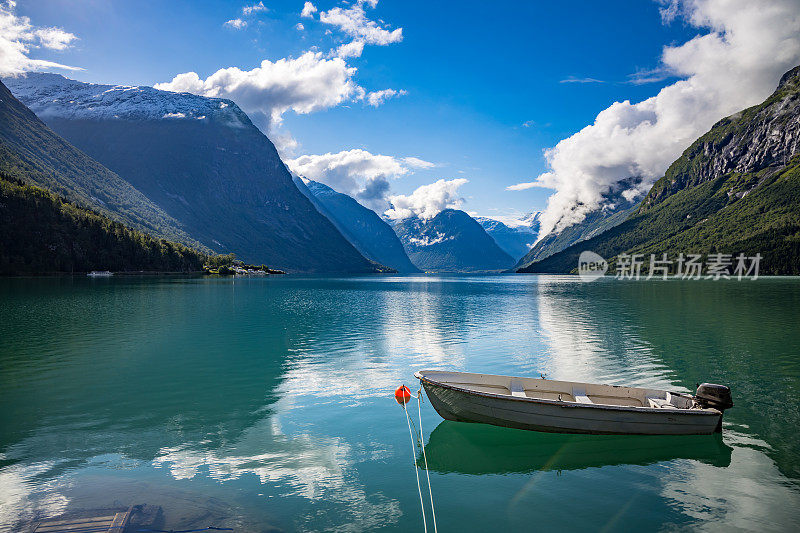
[415,370,720,417]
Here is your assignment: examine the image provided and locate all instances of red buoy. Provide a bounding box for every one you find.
[395,385,412,405]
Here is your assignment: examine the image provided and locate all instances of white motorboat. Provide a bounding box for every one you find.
[415,370,733,435]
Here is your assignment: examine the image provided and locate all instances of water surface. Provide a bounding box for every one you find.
[1,275,799,531]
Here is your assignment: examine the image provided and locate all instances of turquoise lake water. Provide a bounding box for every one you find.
[1,275,799,532]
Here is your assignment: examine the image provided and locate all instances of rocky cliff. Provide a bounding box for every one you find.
[642,65,800,210]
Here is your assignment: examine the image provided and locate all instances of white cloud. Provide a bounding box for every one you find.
[333,40,365,59]
[659,0,681,23]
[559,76,604,83]
[162,112,186,119]
[224,18,247,29]
[287,149,432,211]
[242,2,268,15]
[224,3,267,29]
[0,1,79,76]
[403,156,435,169]
[155,52,362,131]
[506,181,537,191]
[535,0,800,239]
[365,88,406,107]
[320,0,402,46]
[32,27,76,51]
[626,66,670,85]
[295,22,304,31]
[158,1,405,140]
[385,178,468,220]
[272,131,299,157]
[301,1,317,18]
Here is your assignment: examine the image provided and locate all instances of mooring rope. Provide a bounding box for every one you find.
[396,383,439,532]
[416,389,438,533]
[403,403,428,533]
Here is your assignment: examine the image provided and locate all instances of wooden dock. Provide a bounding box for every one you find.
[33,507,131,533]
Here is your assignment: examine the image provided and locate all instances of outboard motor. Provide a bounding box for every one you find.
[694,383,734,411]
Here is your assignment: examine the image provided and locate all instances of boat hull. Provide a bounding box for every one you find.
[420,379,722,436]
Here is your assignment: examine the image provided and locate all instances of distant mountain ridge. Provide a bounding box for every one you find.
[475,214,540,262]
[293,176,418,273]
[5,73,380,273]
[520,64,800,275]
[392,209,515,272]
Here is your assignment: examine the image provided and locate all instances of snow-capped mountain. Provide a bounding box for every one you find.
[4,73,380,273]
[0,78,205,251]
[392,209,515,272]
[520,212,542,228]
[4,73,249,125]
[475,213,540,261]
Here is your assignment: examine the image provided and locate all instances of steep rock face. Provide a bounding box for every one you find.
[293,176,417,273]
[475,215,539,262]
[519,65,800,276]
[643,65,800,209]
[5,73,378,272]
[393,209,514,272]
[0,79,202,250]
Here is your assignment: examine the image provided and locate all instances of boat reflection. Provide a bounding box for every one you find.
[419,421,732,475]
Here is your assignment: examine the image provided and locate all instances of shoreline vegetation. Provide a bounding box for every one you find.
[203,254,285,276]
[0,173,285,277]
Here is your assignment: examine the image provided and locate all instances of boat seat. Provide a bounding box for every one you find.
[647,397,677,409]
[509,379,527,398]
[572,386,593,404]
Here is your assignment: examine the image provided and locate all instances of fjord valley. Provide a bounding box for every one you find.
[0,72,528,275]
[3,1,800,532]
[4,65,800,276]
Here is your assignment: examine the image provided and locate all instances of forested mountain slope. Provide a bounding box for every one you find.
[0,173,206,275]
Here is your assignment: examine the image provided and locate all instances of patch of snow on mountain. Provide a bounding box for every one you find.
[408,232,451,246]
[475,212,540,231]
[3,72,251,127]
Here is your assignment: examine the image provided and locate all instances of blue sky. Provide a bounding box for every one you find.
[11,0,777,223]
